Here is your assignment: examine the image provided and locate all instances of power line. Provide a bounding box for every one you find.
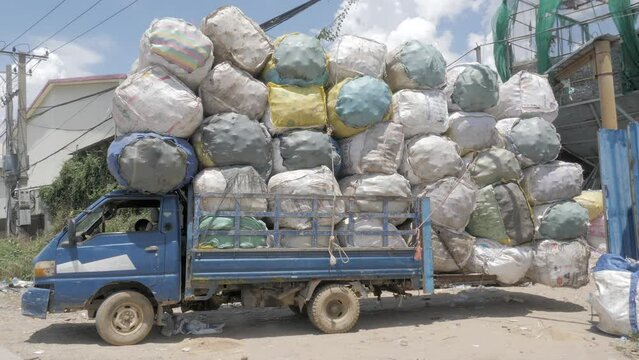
[1,0,67,51]
[32,0,104,51]
[260,0,323,31]
[28,86,116,120]
[49,0,139,54]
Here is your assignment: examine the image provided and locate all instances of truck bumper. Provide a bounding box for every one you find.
[21,288,51,319]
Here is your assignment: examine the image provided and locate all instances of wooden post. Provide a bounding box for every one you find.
[595,40,618,129]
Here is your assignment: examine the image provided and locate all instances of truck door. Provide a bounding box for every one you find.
[53,197,167,306]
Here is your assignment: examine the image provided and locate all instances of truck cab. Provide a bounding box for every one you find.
[22,190,185,345]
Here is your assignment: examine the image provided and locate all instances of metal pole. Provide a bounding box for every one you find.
[595,40,618,129]
[5,65,13,237]
[17,53,27,184]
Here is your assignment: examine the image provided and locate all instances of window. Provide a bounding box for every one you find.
[72,198,162,242]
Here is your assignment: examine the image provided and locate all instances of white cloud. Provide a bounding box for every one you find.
[336,0,493,61]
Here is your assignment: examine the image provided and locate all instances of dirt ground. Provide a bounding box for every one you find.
[0,278,637,360]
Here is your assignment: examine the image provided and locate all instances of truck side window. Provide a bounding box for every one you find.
[71,198,162,242]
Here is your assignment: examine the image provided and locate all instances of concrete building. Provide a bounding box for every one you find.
[0,74,125,233]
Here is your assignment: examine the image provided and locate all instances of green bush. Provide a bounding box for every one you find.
[0,234,51,280]
[39,142,118,223]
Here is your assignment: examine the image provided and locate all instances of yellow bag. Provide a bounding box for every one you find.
[265,83,327,134]
[574,190,604,220]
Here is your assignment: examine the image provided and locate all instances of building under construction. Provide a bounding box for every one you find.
[491,0,639,188]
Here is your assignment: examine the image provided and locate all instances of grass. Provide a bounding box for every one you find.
[0,234,53,281]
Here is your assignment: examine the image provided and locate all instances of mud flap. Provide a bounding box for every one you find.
[21,288,51,319]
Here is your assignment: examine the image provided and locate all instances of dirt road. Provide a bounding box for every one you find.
[0,280,634,360]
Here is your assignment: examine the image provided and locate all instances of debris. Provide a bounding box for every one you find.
[33,350,44,355]
[11,278,33,288]
[181,347,191,352]
[161,313,225,336]
[399,339,409,346]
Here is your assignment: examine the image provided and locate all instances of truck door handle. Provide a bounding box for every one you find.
[145,245,159,252]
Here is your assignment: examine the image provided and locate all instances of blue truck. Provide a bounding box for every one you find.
[21,187,490,345]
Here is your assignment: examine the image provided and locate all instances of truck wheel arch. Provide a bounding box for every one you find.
[86,282,158,317]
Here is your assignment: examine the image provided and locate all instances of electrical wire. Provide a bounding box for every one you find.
[49,0,139,54]
[28,86,116,120]
[32,0,104,51]
[259,0,323,31]
[1,0,67,51]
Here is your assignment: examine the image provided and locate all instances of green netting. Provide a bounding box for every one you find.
[493,0,518,81]
[609,0,639,92]
[536,0,562,73]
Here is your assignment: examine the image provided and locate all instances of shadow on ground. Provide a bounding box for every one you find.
[27,287,587,346]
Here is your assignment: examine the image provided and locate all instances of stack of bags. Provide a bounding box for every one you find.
[104,5,594,289]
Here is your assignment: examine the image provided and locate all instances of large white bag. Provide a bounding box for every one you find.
[401,135,464,185]
[391,90,449,138]
[328,34,387,84]
[465,238,533,285]
[267,166,344,230]
[447,112,498,155]
[339,122,404,176]
[113,65,203,138]
[590,254,639,336]
[193,166,268,213]
[337,218,407,248]
[200,6,273,75]
[487,70,559,122]
[413,176,477,232]
[522,161,583,205]
[138,17,214,90]
[526,239,590,288]
[339,173,411,225]
[199,62,267,119]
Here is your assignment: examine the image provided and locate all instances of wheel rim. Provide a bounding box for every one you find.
[111,302,143,335]
[326,298,346,320]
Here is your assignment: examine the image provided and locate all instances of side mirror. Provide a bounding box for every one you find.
[67,218,78,246]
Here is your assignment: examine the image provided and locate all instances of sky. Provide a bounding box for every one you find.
[0,0,501,107]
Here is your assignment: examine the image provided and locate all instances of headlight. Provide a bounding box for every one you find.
[34,261,56,278]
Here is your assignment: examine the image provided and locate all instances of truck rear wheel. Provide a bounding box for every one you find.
[95,290,154,346]
[307,284,360,333]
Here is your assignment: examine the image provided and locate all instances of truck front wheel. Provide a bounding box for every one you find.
[95,290,154,345]
[307,284,360,333]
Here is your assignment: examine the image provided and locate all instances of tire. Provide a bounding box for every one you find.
[307,284,360,334]
[95,290,155,346]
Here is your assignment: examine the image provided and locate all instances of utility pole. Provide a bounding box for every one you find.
[4,64,14,236]
[0,49,47,235]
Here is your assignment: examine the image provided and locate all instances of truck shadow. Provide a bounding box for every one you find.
[26,287,587,345]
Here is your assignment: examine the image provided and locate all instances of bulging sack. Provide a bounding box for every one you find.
[391,90,449,138]
[413,177,477,232]
[200,6,272,75]
[267,166,344,230]
[272,130,341,174]
[263,33,328,87]
[522,161,583,205]
[496,117,561,168]
[432,227,475,273]
[445,63,499,112]
[337,218,407,248]
[385,40,446,92]
[339,173,412,226]
[466,182,534,246]
[138,17,214,90]
[466,147,522,187]
[401,135,464,185]
[198,216,268,249]
[339,122,404,176]
[107,133,198,194]
[279,225,332,248]
[465,238,533,285]
[527,239,590,288]
[112,65,203,138]
[327,76,392,138]
[487,70,559,122]
[199,62,267,119]
[328,35,387,84]
[192,113,272,178]
[263,83,327,135]
[447,112,498,155]
[574,190,604,220]
[193,166,267,213]
[533,201,589,240]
